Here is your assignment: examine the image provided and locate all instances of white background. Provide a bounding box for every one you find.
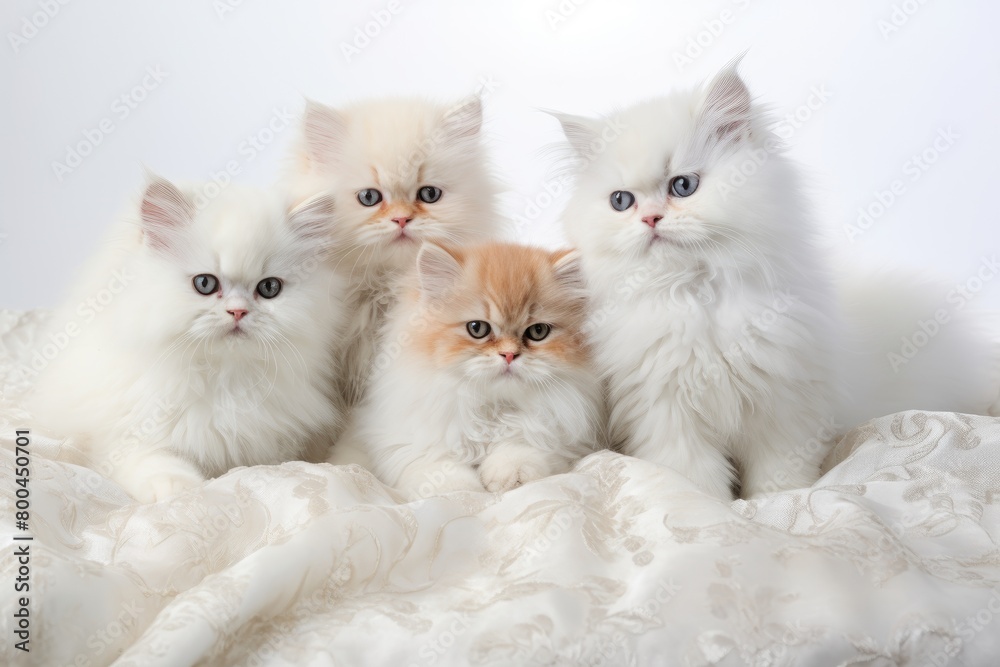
[1,0,998,310]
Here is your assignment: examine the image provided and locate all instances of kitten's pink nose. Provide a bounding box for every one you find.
[392,217,412,228]
[642,215,663,228]
[500,352,519,365]
[227,309,248,322]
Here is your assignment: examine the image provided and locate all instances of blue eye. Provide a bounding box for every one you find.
[670,174,700,197]
[466,321,491,339]
[357,189,383,207]
[418,186,442,203]
[256,277,282,299]
[610,191,635,211]
[193,274,219,295]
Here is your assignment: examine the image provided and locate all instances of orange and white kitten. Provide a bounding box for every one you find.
[286,96,498,411]
[331,243,603,498]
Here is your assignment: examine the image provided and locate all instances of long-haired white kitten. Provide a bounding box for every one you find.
[30,177,347,503]
[331,242,603,498]
[555,63,999,500]
[286,95,498,410]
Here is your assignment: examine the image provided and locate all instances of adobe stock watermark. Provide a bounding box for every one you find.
[406,613,473,666]
[190,106,295,210]
[73,599,144,666]
[878,0,932,40]
[69,395,178,496]
[887,254,999,372]
[214,0,249,20]
[340,0,402,63]
[7,0,72,54]
[844,126,958,243]
[754,415,841,495]
[514,115,628,232]
[581,262,656,338]
[545,0,589,30]
[672,0,756,72]
[411,460,474,499]
[51,66,169,182]
[16,267,134,381]
[719,84,832,201]
[519,504,585,563]
[773,85,833,141]
[924,589,1000,666]
[689,289,799,393]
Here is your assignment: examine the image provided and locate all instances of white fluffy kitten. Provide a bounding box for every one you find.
[286,96,498,410]
[30,177,347,503]
[557,64,999,501]
[332,242,603,499]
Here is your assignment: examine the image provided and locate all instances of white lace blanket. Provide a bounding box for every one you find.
[2,309,999,666]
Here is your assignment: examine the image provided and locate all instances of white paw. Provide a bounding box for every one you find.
[111,449,206,503]
[144,471,203,503]
[479,449,550,493]
[121,470,203,504]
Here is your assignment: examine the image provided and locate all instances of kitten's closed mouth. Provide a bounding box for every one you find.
[650,232,690,249]
[393,230,416,243]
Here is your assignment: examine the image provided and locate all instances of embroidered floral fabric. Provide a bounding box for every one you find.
[2,310,999,666]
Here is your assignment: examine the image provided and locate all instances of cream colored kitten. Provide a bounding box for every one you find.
[331,242,603,499]
[286,96,499,413]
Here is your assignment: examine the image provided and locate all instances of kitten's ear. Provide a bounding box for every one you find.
[140,175,192,253]
[288,194,335,252]
[551,248,586,294]
[698,61,753,144]
[440,95,482,141]
[549,111,601,160]
[417,243,464,300]
[302,99,347,167]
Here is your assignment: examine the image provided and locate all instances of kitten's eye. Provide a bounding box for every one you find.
[357,189,383,207]
[256,277,282,299]
[670,174,700,197]
[193,274,219,295]
[610,190,635,211]
[466,321,491,339]
[417,186,442,204]
[524,323,551,342]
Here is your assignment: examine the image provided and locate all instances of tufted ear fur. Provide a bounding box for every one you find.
[287,193,336,257]
[139,175,193,254]
[551,248,585,295]
[302,99,348,168]
[697,60,753,146]
[417,242,464,300]
[549,111,604,161]
[439,95,483,141]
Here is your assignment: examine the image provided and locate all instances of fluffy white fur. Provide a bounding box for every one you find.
[285,96,499,411]
[29,178,347,503]
[331,243,604,499]
[556,63,1000,501]
[834,271,1000,426]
